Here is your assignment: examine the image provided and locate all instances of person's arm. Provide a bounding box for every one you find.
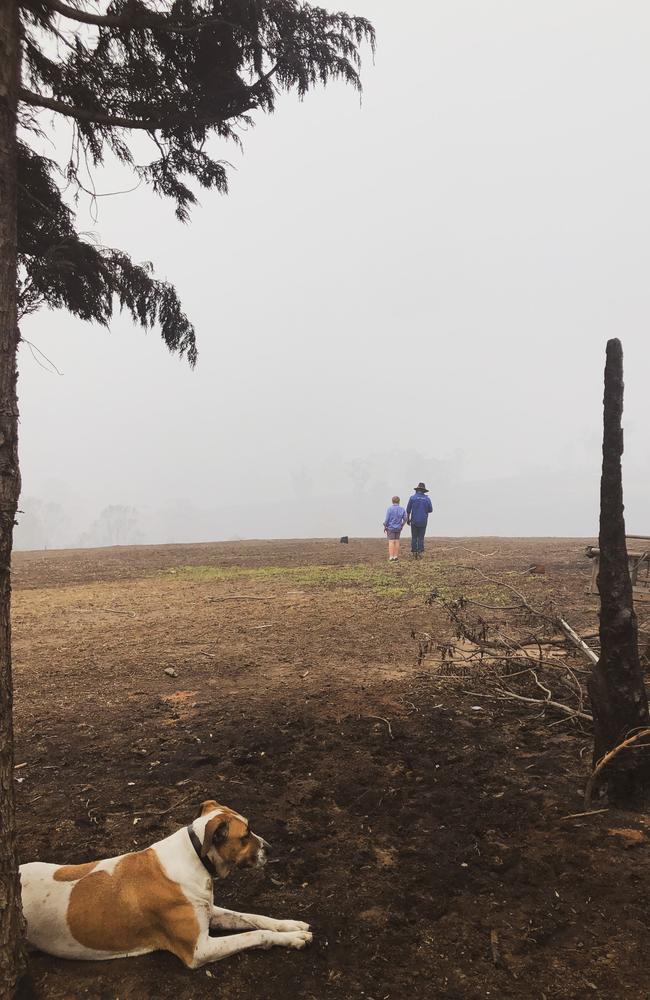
[401,507,407,527]
[426,497,433,514]
[406,497,412,525]
[383,508,390,531]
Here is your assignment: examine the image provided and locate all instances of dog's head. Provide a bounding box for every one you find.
[193,800,269,878]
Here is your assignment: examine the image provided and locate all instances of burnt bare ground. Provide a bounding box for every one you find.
[11,538,650,999]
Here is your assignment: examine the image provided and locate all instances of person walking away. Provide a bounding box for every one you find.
[406,482,433,558]
[383,496,407,561]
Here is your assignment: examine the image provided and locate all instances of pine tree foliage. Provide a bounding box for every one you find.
[17,141,198,362]
[16,0,374,361]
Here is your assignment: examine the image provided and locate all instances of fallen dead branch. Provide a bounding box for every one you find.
[557,618,598,665]
[423,569,599,727]
[495,685,592,722]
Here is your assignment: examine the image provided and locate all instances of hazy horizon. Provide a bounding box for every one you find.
[16,1,650,550]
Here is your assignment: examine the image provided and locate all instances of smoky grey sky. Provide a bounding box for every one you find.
[16,0,650,548]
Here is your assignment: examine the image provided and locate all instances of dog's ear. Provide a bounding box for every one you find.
[196,799,219,818]
[201,816,229,857]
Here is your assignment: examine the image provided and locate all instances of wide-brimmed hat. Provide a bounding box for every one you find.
[414,482,429,492]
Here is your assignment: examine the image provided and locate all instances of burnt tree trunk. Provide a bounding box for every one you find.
[587,338,650,805]
[0,1,26,995]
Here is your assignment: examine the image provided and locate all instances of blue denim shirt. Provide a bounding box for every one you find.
[384,504,407,531]
[406,492,433,527]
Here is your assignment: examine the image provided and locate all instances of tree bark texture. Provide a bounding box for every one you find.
[0,1,26,994]
[587,338,650,805]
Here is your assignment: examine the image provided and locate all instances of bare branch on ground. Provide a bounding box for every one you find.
[584,729,650,807]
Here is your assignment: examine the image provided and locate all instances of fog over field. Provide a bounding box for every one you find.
[16,1,650,550]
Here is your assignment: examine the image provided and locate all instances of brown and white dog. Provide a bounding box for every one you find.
[19,799,312,968]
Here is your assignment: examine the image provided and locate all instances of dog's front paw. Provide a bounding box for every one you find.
[274,930,313,950]
[272,919,311,933]
[286,930,313,950]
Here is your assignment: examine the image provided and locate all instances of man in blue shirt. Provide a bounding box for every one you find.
[406,482,433,558]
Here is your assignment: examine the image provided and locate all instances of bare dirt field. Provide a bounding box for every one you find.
[11,536,650,1000]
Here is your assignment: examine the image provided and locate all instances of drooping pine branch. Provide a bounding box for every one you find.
[17,143,197,364]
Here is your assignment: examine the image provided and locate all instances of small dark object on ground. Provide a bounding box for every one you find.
[340,536,349,544]
[527,564,546,575]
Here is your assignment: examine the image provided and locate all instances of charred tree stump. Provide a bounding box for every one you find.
[587,339,650,805]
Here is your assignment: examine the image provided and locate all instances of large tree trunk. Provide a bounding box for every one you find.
[0,1,26,995]
[587,338,650,806]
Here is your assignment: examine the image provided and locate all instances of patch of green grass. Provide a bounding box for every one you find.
[378,585,410,599]
[163,559,536,604]
[167,565,237,582]
[164,562,458,600]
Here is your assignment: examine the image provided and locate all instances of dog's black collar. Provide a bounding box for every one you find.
[186,824,218,879]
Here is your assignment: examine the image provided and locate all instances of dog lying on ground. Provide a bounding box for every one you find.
[19,799,312,968]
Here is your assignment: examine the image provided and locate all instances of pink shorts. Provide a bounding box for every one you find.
[386,530,402,540]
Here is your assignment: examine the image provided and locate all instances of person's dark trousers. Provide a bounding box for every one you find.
[411,523,426,553]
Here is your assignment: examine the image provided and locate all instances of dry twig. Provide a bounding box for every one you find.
[489,929,502,968]
[208,595,270,602]
[107,789,197,819]
[466,566,550,619]
[79,606,136,617]
[559,808,609,821]
[584,728,650,807]
[365,715,394,739]
[432,545,498,558]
